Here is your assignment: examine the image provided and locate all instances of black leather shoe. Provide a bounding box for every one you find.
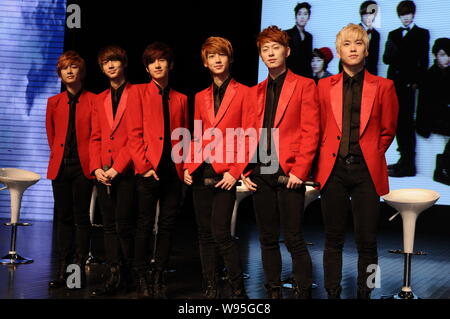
[230,278,249,299]
[49,263,68,289]
[326,287,342,299]
[388,164,416,177]
[265,284,282,299]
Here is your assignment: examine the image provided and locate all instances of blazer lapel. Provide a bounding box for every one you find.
[256,80,267,128]
[59,92,70,138]
[145,81,164,131]
[204,85,215,126]
[330,74,343,133]
[111,83,131,133]
[103,90,114,129]
[360,70,377,136]
[213,79,237,127]
[273,70,296,128]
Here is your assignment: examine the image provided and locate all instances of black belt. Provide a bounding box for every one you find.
[63,158,80,164]
[339,155,363,165]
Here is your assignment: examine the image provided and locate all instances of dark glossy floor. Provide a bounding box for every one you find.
[1,197,449,300]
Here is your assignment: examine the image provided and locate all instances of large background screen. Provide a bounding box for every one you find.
[259,0,450,204]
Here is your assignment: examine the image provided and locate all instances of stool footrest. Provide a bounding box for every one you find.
[4,223,32,227]
[388,249,427,255]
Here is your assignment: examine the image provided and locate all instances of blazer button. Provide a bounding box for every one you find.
[159,137,163,140]
[110,136,114,140]
[60,144,64,147]
[108,149,111,153]
[337,136,341,140]
[332,153,336,157]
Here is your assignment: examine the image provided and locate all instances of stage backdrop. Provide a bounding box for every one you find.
[0,0,66,220]
[259,0,450,204]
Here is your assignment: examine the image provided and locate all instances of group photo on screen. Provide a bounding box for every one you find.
[259,0,450,204]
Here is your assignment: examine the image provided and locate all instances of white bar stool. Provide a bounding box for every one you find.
[382,188,440,299]
[0,168,40,264]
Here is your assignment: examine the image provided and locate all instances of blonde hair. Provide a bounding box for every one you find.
[335,23,369,56]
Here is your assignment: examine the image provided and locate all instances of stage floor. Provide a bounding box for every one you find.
[1,208,449,299]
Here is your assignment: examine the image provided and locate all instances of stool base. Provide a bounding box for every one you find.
[282,277,318,289]
[0,253,33,264]
[381,291,420,299]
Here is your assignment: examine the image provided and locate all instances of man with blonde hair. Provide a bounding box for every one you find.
[314,24,399,299]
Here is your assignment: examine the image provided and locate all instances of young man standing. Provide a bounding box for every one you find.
[285,2,313,78]
[89,46,136,297]
[127,42,189,299]
[184,37,251,299]
[383,0,429,177]
[242,26,319,299]
[315,24,399,299]
[46,51,95,289]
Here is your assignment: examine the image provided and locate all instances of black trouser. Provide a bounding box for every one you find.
[192,164,244,286]
[251,167,313,289]
[320,156,380,293]
[394,81,416,163]
[134,164,182,272]
[96,172,136,266]
[52,160,92,265]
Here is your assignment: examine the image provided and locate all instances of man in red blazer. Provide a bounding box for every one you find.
[127,42,189,299]
[46,51,95,289]
[89,46,135,297]
[183,37,252,299]
[314,24,399,299]
[241,26,320,299]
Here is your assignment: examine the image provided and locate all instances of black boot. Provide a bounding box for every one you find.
[135,268,153,299]
[153,270,168,299]
[293,286,312,299]
[265,284,282,299]
[357,288,372,300]
[49,262,68,289]
[230,278,249,299]
[326,287,342,299]
[204,277,219,299]
[90,264,122,297]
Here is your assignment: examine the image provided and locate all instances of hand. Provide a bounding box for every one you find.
[105,167,119,181]
[287,173,303,189]
[184,169,193,185]
[94,168,111,186]
[143,169,159,180]
[215,172,236,191]
[241,174,257,191]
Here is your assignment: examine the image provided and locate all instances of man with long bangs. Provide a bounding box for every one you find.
[183,36,252,299]
[242,26,319,299]
[127,42,189,299]
[89,45,136,297]
[314,24,399,299]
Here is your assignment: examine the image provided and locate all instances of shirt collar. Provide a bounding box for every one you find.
[401,22,415,30]
[111,81,127,95]
[268,70,287,86]
[213,76,231,94]
[343,69,364,84]
[67,89,82,103]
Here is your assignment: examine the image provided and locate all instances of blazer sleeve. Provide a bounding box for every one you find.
[290,79,320,181]
[379,80,399,153]
[126,86,153,175]
[183,93,202,173]
[89,97,103,175]
[45,98,55,151]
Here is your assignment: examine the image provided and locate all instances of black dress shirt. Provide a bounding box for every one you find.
[339,70,364,158]
[156,83,176,174]
[64,89,82,161]
[111,82,127,118]
[213,77,231,116]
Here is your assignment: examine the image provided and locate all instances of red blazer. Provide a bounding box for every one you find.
[247,70,320,181]
[184,79,253,180]
[127,81,189,180]
[90,83,134,175]
[45,90,96,180]
[314,70,399,195]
